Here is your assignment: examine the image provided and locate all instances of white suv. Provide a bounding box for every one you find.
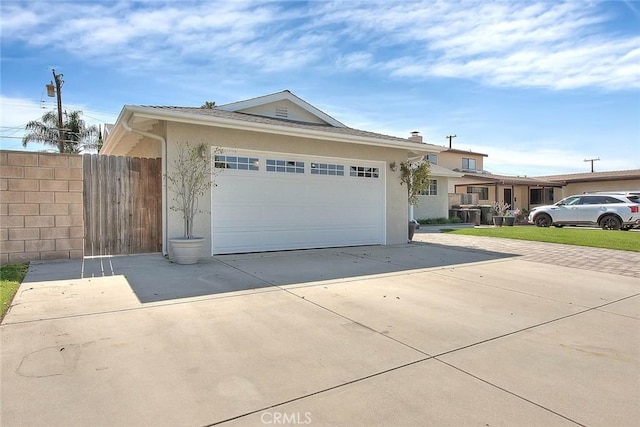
[528,192,640,230]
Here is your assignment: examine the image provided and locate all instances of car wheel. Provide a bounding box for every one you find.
[599,215,622,230]
[534,213,552,227]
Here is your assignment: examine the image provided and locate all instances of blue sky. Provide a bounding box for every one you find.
[1,0,638,176]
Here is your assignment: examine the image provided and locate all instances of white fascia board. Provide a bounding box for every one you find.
[125,106,443,155]
[217,91,346,128]
[101,108,133,155]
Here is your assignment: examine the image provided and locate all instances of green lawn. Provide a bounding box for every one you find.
[1,263,28,322]
[446,226,640,252]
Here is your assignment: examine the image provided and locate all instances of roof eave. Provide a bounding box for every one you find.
[112,105,443,154]
[101,107,135,155]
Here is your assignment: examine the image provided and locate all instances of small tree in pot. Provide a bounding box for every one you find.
[166,142,219,264]
[400,159,431,241]
[491,201,510,227]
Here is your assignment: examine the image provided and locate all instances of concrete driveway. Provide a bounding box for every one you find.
[1,238,639,426]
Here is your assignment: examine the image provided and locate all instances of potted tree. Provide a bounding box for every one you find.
[166,142,217,264]
[492,201,510,227]
[400,159,431,241]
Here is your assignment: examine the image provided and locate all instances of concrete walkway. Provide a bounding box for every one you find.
[1,237,638,426]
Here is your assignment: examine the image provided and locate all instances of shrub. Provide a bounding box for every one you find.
[418,217,462,225]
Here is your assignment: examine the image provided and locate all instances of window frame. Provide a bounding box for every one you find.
[310,162,345,176]
[266,159,305,174]
[462,158,476,170]
[349,165,379,178]
[467,186,488,200]
[419,179,438,196]
[214,155,259,171]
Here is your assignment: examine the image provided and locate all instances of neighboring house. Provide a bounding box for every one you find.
[419,147,488,192]
[538,170,640,198]
[102,90,445,256]
[452,169,640,211]
[451,171,562,211]
[405,133,465,220]
[428,146,639,213]
[414,164,463,219]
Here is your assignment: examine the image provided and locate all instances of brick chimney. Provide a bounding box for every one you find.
[408,131,423,143]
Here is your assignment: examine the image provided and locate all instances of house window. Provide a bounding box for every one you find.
[530,188,554,204]
[467,186,488,200]
[266,159,304,173]
[350,166,379,178]
[419,179,438,196]
[462,158,476,170]
[311,163,345,176]
[425,154,437,165]
[215,155,259,170]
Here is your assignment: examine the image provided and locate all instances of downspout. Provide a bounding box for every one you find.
[122,118,169,256]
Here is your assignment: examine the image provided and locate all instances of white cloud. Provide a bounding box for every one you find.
[313,1,640,90]
[1,1,638,90]
[335,52,373,70]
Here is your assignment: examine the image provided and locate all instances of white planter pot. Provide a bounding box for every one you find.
[169,237,204,265]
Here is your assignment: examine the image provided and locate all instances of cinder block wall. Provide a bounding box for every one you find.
[0,151,84,264]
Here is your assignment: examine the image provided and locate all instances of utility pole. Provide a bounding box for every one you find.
[47,70,64,152]
[584,157,600,173]
[446,134,457,149]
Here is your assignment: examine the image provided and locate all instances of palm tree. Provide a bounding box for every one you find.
[200,101,216,109]
[22,110,99,153]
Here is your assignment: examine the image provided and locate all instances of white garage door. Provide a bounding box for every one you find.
[211,149,385,255]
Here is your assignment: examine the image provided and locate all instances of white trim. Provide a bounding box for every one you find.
[111,106,442,155]
[217,91,346,127]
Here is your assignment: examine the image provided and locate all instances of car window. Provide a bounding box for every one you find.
[559,196,581,206]
[626,195,640,203]
[602,196,624,204]
[582,196,604,204]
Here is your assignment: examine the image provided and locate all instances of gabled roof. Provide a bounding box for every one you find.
[536,169,640,183]
[102,91,445,156]
[217,90,346,127]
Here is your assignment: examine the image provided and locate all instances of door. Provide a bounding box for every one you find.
[211,150,386,255]
[503,188,513,208]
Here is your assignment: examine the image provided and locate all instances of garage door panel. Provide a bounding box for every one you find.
[212,150,385,255]
[214,226,381,254]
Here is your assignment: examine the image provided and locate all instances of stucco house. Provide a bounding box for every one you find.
[101,90,446,256]
[424,145,639,215]
[538,170,640,199]
[451,168,639,212]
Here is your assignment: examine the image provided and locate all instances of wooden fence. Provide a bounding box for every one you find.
[83,155,162,256]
